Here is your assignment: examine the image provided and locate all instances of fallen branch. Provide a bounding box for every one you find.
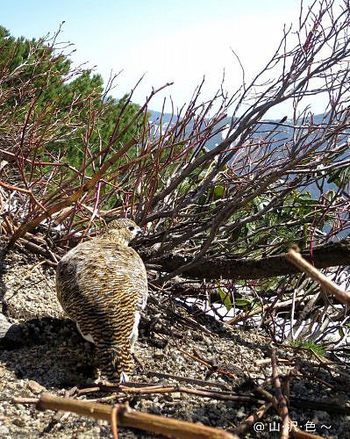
[34,392,238,439]
[286,246,350,305]
[147,238,350,280]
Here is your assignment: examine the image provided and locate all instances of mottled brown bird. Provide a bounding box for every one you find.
[56,218,148,382]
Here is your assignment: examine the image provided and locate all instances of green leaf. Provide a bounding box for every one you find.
[217,286,232,311]
[234,298,252,309]
[290,339,326,356]
[213,184,225,199]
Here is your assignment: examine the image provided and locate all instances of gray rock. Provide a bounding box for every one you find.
[0,314,23,349]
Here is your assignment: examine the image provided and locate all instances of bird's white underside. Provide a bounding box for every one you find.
[76,322,95,344]
[76,310,141,349]
[130,310,140,352]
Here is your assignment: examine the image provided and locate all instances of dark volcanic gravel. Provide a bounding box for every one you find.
[1,246,350,438]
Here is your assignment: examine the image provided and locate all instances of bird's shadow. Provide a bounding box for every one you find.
[0,316,157,390]
[0,317,97,389]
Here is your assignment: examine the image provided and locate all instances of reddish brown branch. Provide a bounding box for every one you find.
[271,349,290,439]
[253,386,323,439]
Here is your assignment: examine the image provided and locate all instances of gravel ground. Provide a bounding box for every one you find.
[1,245,350,438]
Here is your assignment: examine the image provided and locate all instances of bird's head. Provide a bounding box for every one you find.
[104,218,142,245]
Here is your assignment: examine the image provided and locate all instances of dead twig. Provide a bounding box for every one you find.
[145,371,231,390]
[77,381,261,404]
[271,349,290,439]
[110,383,261,404]
[111,404,120,439]
[286,246,350,305]
[234,402,273,435]
[254,382,323,439]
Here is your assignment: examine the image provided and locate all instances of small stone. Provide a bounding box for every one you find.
[27,380,46,394]
[236,407,246,419]
[0,426,9,435]
[12,417,25,427]
[154,352,164,360]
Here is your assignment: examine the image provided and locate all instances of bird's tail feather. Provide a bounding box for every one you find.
[96,344,134,383]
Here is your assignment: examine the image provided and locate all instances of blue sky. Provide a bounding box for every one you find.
[2,1,311,116]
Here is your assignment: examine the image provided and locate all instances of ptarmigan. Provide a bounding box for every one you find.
[56,218,148,382]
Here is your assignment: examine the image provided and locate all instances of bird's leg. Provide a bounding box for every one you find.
[94,344,118,382]
[115,341,134,383]
[95,342,134,383]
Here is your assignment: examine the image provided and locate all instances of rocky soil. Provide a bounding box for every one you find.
[1,243,350,438]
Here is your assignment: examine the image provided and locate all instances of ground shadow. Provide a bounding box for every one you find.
[0,316,96,388]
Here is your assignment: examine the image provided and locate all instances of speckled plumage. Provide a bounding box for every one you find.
[56,218,148,382]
